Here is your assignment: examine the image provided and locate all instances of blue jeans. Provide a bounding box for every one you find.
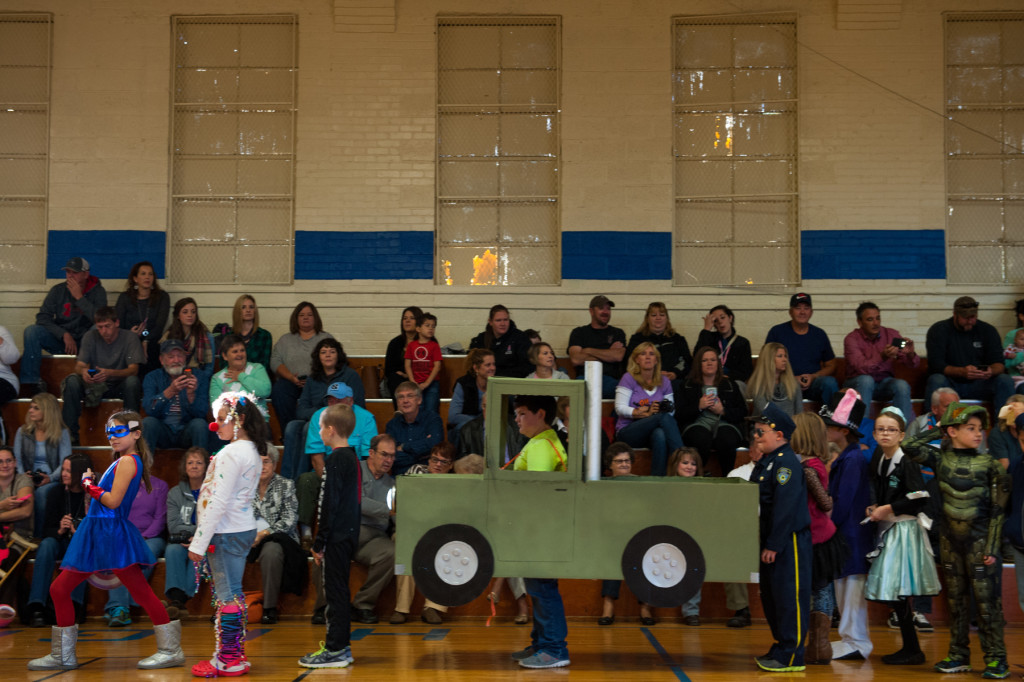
[421,382,440,415]
[812,582,836,615]
[616,412,682,476]
[164,542,199,598]
[270,378,302,428]
[105,536,166,612]
[525,578,568,658]
[21,324,70,385]
[925,373,1015,415]
[28,536,85,607]
[62,374,142,439]
[208,529,257,604]
[281,419,309,480]
[681,589,701,617]
[803,375,838,405]
[142,416,210,454]
[844,375,914,423]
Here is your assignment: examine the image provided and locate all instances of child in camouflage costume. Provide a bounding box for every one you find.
[901,403,1011,679]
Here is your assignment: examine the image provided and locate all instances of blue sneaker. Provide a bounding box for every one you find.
[298,642,353,669]
[981,660,1009,679]
[519,651,570,669]
[934,657,971,674]
[107,607,131,627]
[510,646,535,662]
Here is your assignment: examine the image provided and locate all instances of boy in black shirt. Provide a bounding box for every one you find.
[299,403,361,669]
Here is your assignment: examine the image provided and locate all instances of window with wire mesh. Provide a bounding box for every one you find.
[672,15,798,286]
[170,15,297,285]
[945,13,1024,284]
[0,13,51,284]
[436,16,560,286]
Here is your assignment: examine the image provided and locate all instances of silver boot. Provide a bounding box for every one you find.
[138,619,186,669]
[27,624,79,670]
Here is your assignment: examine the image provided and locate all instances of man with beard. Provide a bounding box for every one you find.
[567,295,626,398]
[141,339,210,453]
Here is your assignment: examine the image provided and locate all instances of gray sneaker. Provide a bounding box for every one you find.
[519,651,570,669]
[510,646,535,661]
[299,643,353,669]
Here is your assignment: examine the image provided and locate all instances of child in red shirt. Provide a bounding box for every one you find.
[404,313,441,414]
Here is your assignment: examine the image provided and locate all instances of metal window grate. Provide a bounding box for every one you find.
[169,15,297,284]
[436,16,560,286]
[0,13,51,284]
[672,14,798,286]
[945,13,1024,284]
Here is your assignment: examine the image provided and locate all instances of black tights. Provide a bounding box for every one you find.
[893,597,921,656]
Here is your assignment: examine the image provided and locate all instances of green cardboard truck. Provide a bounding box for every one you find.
[394,368,760,608]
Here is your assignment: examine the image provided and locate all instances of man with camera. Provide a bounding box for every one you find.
[141,339,211,453]
[842,301,919,420]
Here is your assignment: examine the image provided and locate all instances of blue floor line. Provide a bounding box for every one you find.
[640,627,691,682]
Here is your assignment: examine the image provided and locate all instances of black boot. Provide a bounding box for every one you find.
[881,598,925,665]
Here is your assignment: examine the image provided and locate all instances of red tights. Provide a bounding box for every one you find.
[50,565,170,627]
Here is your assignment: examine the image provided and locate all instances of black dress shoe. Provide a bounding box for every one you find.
[29,608,46,628]
[352,607,378,624]
[640,616,656,626]
[835,650,865,661]
[260,607,279,624]
[881,649,926,665]
[727,607,751,628]
[311,608,326,625]
[597,615,614,626]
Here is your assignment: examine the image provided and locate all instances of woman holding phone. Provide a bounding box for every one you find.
[675,346,747,475]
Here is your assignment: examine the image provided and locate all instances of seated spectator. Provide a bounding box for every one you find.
[61,306,143,445]
[13,392,71,535]
[26,453,91,627]
[386,382,444,475]
[696,304,754,387]
[747,342,802,416]
[455,454,485,473]
[614,343,682,477]
[225,294,273,373]
[295,382,378,548]
[160,297,215,379]
[448,349,496,444]
[925,296,1014,412]
[668,447,704,625]
[141,339,211,455]
[270,301,334,428]
[676,346,747,475]
[597,443,650,626]
[384,306,423,403]
[527,342,570,380]
[551,394,609,456]
[249,448,304,625]
[0,325,21,428]
[350,434,399,625]
[625,302,692,384]
[390,442,454,625]
[104,471,168,627]
[404,312,442,415]
[1004,327,1024,389]
[114,261,169,377]
[20,256,107,396]
[469,305,533,378]
[0,445,33,611]
[843,302,919,420]
[1003,298,1024,348]
[210,334,271,414]
[458,393,528,463]
[765,293,838,405]
[163,446,209,620]
[907,387,960,442]
[567,295,626,398]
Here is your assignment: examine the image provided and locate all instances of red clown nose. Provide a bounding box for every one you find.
[208,421,219,432]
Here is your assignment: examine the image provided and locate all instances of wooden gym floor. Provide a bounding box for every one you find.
[3,617,1023,681]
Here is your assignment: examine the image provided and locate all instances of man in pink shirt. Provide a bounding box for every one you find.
[842,302,919,420]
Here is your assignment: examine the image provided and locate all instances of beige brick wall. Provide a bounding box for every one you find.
[0,0,1020,359]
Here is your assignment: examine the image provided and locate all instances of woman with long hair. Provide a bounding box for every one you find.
[695,304,754,387]
[469,304,532,378]
[614,342,683,476]
[229,295,273,373]
[187,392,266,677]
[14,392,72,533]
[384,306,423,402]
[269,301,334,429]
[161,297,215,377]
[625,302,692,383]
[115,261,169,376]
[448,349,496,443]
[28,411,184,671]
[747,342,803,416]
[676,346,748,475]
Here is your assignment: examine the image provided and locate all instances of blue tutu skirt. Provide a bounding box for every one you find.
[864,519,941,602]
[59,516,156,573]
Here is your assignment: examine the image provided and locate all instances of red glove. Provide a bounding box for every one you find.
[83,479,104,501]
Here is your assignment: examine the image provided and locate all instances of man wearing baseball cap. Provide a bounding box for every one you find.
[925,296,1014,412]
[20,256,107,395]
[566,295,626,398]
[140,338,211,453]
[764,293,837,405]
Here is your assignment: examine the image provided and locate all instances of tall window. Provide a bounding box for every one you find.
[170,15,297,284]
[945,13,1024,284]
[436,16,560,286]
[672,14,798,286]
[0,13,51,284]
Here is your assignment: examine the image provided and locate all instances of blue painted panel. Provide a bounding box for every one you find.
[294,230,433,280]
[562,231,671,280]
[47,230,166,280]
[801,229,945,279]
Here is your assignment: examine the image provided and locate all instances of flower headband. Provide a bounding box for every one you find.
[212,391,267,424]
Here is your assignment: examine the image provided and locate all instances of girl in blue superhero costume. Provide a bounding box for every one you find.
[28,411,185,672]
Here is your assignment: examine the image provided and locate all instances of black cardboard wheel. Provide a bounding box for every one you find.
[621,525,705,608]
[411,524,494,607]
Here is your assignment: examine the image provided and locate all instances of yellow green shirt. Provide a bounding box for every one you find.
[513,429,567,472]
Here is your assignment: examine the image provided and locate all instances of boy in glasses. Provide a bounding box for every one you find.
[749,403,811,672]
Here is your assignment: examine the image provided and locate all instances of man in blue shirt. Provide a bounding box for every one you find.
[386,381,444,475]
[765,293,837,405]
[141,339,210,454]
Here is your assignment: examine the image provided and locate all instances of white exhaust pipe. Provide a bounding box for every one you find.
[585,360,602,482]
